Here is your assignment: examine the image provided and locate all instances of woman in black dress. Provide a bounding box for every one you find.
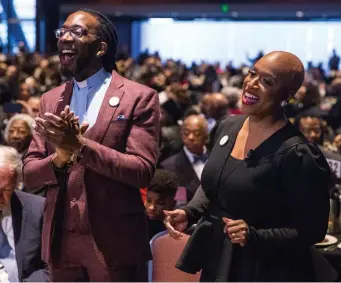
[164,51,334,281]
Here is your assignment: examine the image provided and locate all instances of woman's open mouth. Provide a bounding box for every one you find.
[242,91,259,105]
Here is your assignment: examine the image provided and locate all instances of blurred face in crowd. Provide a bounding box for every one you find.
[19,83,31,101]
[241,51,304,119]
[160,108,172,127]
[181,115,208,155]
[25,77,38,90]
[39,59,49,69]
[168,83,191,106]
[200,94,212,117]
[6,66,18,80]
[144,191,174,220]
[208,93,229,120]
[0,166,16,211]
[27,97,41,118]
[298,116,322,145]
[57,11,105,80]
[334,134,341,153]
[7,120,33,153]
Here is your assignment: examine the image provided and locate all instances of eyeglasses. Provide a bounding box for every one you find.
[54,27,100,39]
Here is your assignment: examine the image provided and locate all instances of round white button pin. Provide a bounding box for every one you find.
[219,135,229,146]
[109,97,120,107]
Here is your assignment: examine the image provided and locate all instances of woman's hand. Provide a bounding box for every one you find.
[223,217,249,247]
[163,209,189,239]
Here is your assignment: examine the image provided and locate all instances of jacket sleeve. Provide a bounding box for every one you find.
[247,143,331,251]
[23,95,59,191]
[77,89,160,188]
[181,185,210,226]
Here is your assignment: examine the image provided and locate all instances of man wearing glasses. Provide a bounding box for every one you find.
[23,9,160,282]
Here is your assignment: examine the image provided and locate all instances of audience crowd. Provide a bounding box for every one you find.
[1,45,341,279]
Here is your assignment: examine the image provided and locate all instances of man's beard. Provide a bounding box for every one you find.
[60,65,75,79]
[60,55,95,80]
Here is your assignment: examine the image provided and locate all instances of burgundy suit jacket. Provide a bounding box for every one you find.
[23,71,160,268]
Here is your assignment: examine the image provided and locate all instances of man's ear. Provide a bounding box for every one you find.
[96,42,108,57]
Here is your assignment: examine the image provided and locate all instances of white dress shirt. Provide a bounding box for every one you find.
[0,204,18,282]
[183,146,208,180]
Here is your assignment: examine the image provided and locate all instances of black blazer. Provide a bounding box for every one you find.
[176,115,336,281]
[160,149,200,201]
[11,190,48,282]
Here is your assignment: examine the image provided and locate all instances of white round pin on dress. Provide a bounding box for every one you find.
[109,97,120,107]
[219,135,229,146]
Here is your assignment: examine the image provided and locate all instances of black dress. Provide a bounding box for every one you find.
[175,115,335,281]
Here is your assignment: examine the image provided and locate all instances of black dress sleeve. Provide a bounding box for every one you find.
[248,143,331,251]
[181,185,210,226]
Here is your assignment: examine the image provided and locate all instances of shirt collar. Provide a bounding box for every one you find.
[183,146,207,164]
[74,67,108,89]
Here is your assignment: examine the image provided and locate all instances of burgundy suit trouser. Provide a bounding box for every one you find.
[49,230,148,282]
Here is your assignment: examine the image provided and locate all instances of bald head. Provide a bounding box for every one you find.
[182,115,208,155]
[208,93,229,120]
[183,115,208,131]
[211,93,228,105]
[258,51,305,97]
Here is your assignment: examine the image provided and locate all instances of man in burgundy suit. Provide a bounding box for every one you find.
[22,9,160,282]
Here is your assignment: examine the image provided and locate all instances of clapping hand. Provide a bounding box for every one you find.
[34,105,89,167]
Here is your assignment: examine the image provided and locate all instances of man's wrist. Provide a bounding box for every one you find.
[51,153,67,168]
[73,136,85,154]
[73,137,87,162]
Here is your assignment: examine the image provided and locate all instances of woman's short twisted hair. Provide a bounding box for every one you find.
[80,8,118,73]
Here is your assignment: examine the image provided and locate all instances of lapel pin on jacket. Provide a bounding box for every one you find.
[219,135,229,146]
[109,97,120,107]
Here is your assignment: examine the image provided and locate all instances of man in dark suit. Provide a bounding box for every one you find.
[160,115,208,201]
[23,9,159,282]
[0,146,47,282]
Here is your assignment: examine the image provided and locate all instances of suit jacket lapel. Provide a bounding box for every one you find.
[53,81,73,115]
[83,71,125,143]
[11,192,24,281]
[179,149,202,200]
[180,149,200,183]
[202,116,246,199]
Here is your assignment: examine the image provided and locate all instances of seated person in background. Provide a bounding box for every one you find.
[334,133,341,154]
[4,114,35,159]
[160,115,208,201]
[144,169,178,240]
[26,96,41,118]
[189,93,229,132]
[295,114,341,182]
[0,146,48,282]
